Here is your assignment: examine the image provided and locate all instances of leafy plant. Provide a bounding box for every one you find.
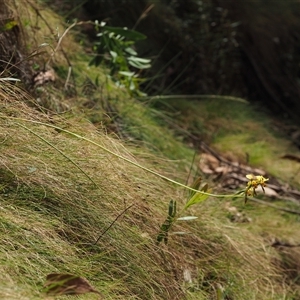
[156,173,271,244]
[90,21,151,96]
[157,177,210,244]
[156,199,177,244]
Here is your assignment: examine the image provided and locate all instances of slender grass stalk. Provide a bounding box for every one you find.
[143,49,182,94]
[140,94,249,103]
[160,57,194,94]
[2,115,243,199]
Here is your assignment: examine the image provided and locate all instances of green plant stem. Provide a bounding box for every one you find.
[2,116,243,199]
[140,94,249,103]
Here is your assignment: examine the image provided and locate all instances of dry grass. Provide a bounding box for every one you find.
[0,79,296,299]
[0,1,299,299]
[0,82,185,299]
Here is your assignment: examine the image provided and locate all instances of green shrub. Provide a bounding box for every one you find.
[90,21,151,96]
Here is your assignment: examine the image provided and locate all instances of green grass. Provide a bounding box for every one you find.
[0,94,181,299]
[0,1,299,299]
[153,97,300,187]
[1,80,295,299]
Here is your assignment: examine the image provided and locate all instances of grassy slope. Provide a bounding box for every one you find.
[154,97,300,186]
[0,1,299,299]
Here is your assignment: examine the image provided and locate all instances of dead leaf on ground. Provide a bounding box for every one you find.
[44,273,103,298]
[33,69,55,87]
[281,154,300,163]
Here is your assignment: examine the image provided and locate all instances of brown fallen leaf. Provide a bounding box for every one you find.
[33,69,56,87]
[44,273,103,298]
[281,154,300,163]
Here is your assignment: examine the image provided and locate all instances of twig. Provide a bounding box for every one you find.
[25,0,79,91]
[248,197,300,215]
[271,240,300,248]
[185,149,198,186]
[132,4,154,30]
[93,203,134,245]
[45,22,78,68]
[64,66,72,90]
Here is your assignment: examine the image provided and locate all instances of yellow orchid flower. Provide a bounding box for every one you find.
[244,174,269,203]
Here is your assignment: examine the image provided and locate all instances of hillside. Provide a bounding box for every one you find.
[0,1,300,299]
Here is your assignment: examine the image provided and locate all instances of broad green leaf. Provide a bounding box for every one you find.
[184,189,211,210]
[124,47,137,56]
[201,183,209,192]
[168,200,177,217]
[129,80,136,91]
[108,31,114,39]
[128,59,151,69]
[177,216,198,221]
[189,177,202,198]
[109,50,117,59]
[119,71,135,77]
[128,57,151,63]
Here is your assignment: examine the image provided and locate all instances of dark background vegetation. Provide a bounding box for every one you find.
[79,0,300,122]
[37,0,300,126]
